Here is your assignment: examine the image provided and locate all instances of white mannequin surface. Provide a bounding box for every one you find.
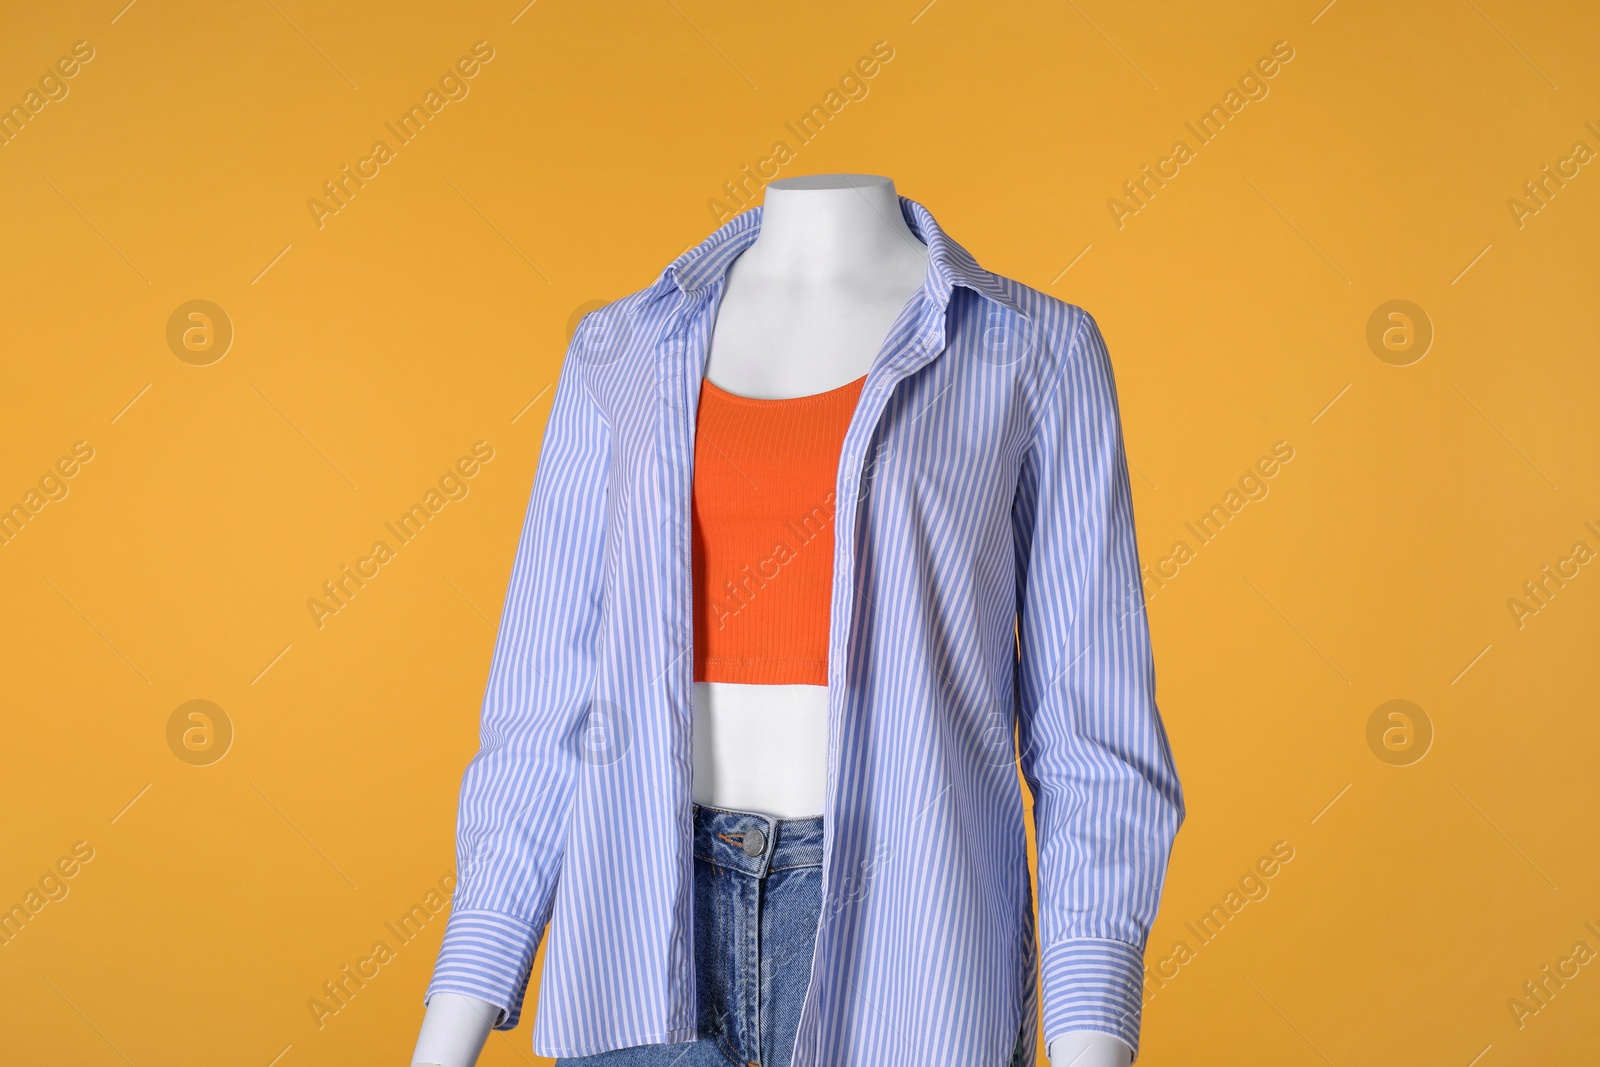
[413,176,1133,1067]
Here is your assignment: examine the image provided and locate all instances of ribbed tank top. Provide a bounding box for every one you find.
[691,374,866,686]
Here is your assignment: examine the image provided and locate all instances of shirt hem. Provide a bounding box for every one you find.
[534,1024,701,1057]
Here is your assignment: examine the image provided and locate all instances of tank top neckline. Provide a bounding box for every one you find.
[698,374,867,408]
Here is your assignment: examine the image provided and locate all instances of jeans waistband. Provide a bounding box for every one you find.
[692,803,824,876]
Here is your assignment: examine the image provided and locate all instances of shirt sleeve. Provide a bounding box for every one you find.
[425,327,612,1029]
[1013,308,1185,1061]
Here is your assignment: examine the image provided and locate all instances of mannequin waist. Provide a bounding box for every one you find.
[691,681,828,819]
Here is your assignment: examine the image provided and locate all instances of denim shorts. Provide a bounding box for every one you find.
[555,802,826,1067]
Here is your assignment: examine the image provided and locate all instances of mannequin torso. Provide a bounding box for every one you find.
[691,173,928,820]
[412,176,1132,1067]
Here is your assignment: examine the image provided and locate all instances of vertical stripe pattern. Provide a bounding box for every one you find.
[425,196,1185,1065]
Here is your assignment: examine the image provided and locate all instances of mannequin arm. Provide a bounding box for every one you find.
[1048,1030,1134,1066]
[410,992,499,1067]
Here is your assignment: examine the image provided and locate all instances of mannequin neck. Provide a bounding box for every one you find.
[743,175,924,286]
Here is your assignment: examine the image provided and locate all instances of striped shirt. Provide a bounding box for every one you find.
[426,195,1185,1064]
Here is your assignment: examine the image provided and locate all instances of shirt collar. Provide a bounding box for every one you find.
[658,194,1030,321]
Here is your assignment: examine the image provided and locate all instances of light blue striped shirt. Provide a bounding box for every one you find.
[426,195,1185,1064]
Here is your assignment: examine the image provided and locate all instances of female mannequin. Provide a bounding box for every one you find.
[412,175,1136,1067]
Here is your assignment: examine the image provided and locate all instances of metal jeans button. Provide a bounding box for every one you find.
[742,827,767,857]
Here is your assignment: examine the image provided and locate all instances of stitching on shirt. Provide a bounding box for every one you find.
[1017,306,1089,466]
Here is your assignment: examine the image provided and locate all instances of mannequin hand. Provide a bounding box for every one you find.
[410,992,498,1067]
[1047,1030,1133,1067]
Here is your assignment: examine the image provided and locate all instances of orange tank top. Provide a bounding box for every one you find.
[691,374,866,686]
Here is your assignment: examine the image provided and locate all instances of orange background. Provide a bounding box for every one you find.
[2,1,1597,1064]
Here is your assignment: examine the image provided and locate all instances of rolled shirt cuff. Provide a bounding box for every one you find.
[1039,936,1146,1060]
[425,908,542,1030]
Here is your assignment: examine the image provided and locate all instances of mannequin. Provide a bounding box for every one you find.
[412,176,1134,1067]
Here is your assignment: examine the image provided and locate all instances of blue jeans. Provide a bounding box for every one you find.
[556,803,826,1067]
